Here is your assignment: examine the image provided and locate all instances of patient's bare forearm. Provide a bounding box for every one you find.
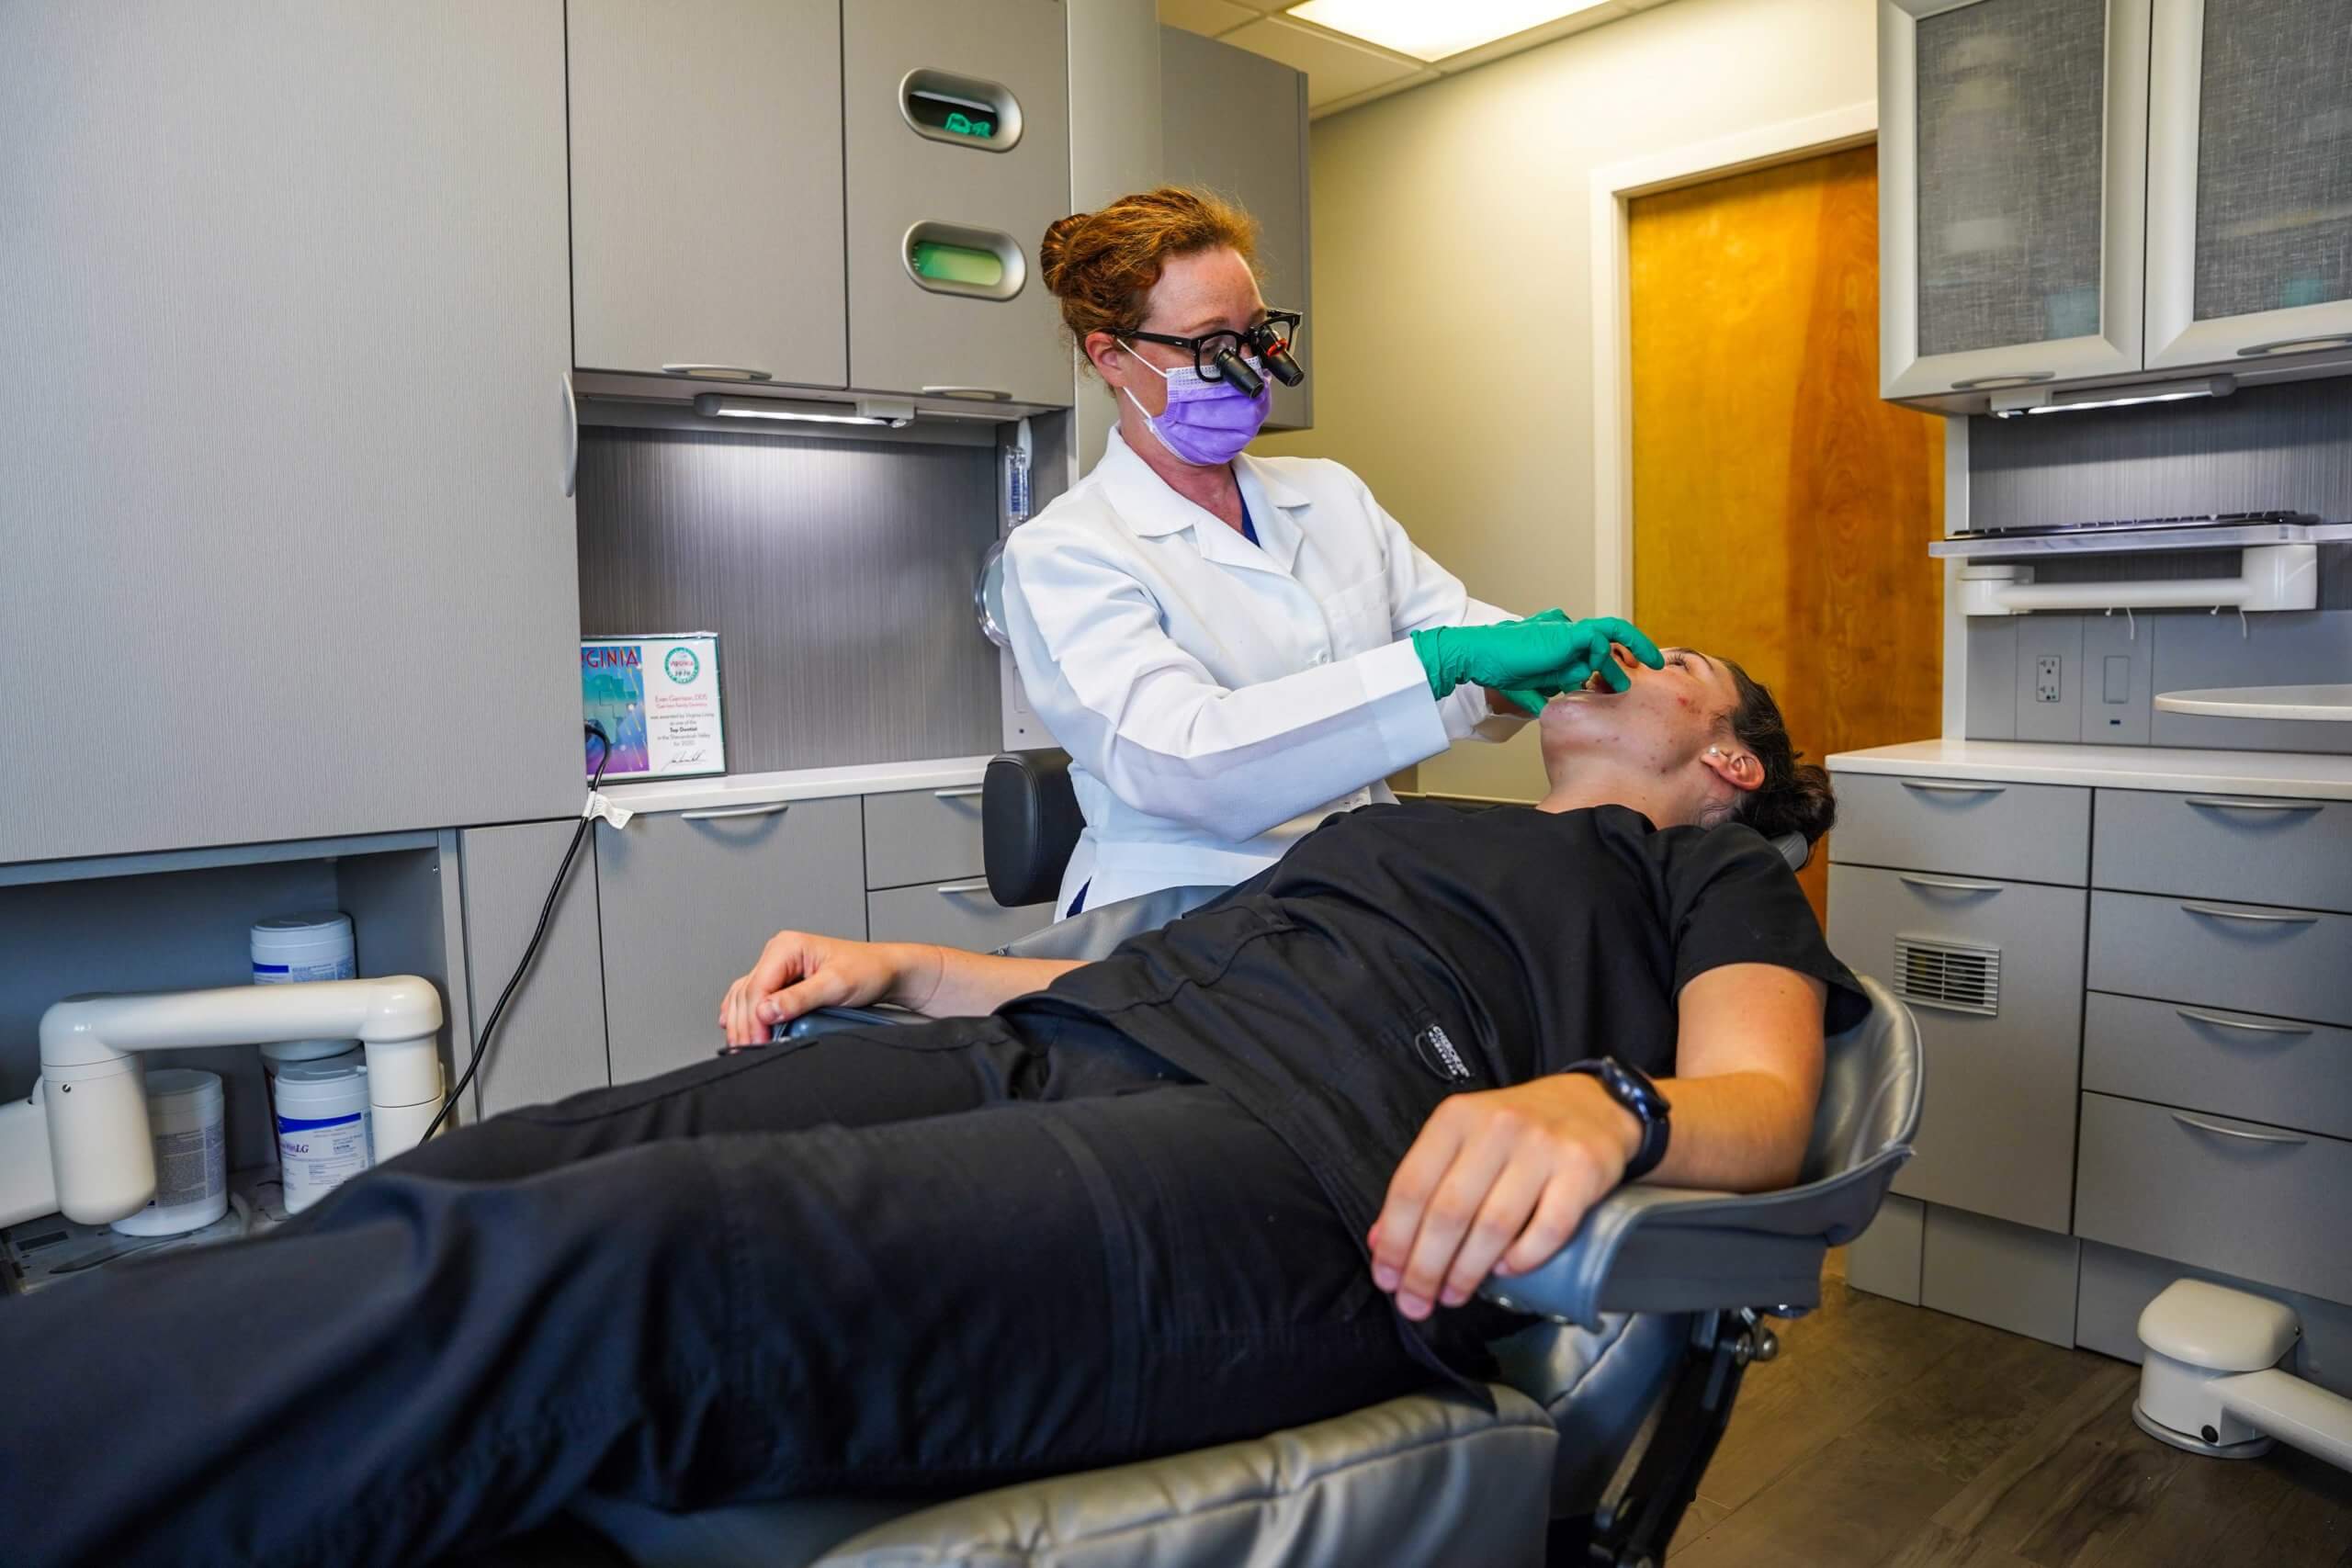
[1641,1069,1815,1192]
[891,943,1083,1018]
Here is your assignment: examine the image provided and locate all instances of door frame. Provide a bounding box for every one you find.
[1587,100,1973,736]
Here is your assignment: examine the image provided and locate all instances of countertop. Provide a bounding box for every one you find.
[2153,684,2352,723]
[1826,739,2352,801]
[595,755,996,817]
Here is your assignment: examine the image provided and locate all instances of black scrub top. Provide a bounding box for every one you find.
[1024,800,1870,1383]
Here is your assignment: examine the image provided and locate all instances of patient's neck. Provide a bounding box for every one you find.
[1534,759,1699,830]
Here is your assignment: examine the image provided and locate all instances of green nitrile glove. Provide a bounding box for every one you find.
[1494,608,1570,717]
[1410,614,1666,706]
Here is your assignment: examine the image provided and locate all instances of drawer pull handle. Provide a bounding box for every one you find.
[2175,1007,2312,1039]
[933,786,985,799]
[1898,780,2007,795]
[934,878,993,897]
[2181,901,2320,926]
[2183,796,2324,815]
[662,363,774,381]
[2170,1111,2307,1147]
[681,802,790,822]
[1898,874,2006,894]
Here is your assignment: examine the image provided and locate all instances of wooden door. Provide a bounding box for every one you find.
[1630,146,1945,922]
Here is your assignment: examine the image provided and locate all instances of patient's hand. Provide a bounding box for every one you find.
[720,931,932,1047]
[1366,1076,1642,1323]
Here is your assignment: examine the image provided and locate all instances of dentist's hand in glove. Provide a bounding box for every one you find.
[1412,612,1664,715]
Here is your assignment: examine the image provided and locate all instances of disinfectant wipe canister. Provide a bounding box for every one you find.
[110,1068,229,1237]
[275,1058,372,1214]
[251,912,356,984]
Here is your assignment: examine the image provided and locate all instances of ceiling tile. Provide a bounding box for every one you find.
[1221,16,1423,107]
[1157,0,1262,36]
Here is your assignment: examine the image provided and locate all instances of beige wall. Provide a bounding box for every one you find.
[1255,0,1879,801]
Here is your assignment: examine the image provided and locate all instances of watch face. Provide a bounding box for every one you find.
[1606,1059,1670,1118]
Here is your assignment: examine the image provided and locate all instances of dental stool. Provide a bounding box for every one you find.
[533,758,1924,1568]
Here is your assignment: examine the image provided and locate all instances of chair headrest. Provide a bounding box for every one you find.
[1770,831,1810,873]
[982,750,1086,908]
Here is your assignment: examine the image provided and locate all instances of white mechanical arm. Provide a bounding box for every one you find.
[0,977,445,1228]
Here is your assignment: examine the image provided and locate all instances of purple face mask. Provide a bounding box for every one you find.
[1118,344,1272,467]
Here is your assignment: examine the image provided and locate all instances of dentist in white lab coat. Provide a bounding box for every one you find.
[1002,188,1658,915]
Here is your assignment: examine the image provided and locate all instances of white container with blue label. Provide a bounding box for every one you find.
[251,912,357,985]
[275,1057,372,1214]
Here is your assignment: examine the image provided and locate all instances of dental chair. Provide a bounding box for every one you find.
[533,753,1922,1568]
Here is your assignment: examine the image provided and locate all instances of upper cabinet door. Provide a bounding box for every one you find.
[569,0,847,389]
[0,2,580,863]
[1160,27,1314,433]
[1881,0,2153,400]
[2144,0,2352,368]
[842,0,1073,407]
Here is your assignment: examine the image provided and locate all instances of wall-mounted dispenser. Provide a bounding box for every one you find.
[899,69,1023,152]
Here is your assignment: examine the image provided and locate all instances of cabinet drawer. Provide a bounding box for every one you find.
[2075,1091,2352,1305]
[2092,790,2352,913]
[2085,991,2352,1142]
[867,882,1051,953]
[1827,864,2086,1233]
[1828,773,2089,886]
[863,786,986,889]
[596,795,867,1085]
[2088,891,2352,1029]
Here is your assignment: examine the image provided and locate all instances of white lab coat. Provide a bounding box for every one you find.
[1000,426,1526,914]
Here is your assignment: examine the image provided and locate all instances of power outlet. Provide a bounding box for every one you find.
[2035,656,2064,705]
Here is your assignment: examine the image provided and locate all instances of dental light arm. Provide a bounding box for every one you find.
[3,977,445,1227]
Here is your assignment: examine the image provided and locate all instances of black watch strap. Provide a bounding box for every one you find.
[1566,1056,1671,1182]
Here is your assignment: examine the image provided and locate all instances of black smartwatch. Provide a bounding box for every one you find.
[1563,1056,1672,1181]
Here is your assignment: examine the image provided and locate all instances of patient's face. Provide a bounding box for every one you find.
[1538,644,1739,775]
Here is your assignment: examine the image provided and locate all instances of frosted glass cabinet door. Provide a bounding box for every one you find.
[569,0,848,389]
[2144,0,2352,368]
[1880,0,2153,400]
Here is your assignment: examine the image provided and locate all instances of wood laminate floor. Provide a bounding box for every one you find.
[1669,1252,2352,1567]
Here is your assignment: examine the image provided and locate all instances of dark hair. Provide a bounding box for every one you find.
[1722,661,1838,845]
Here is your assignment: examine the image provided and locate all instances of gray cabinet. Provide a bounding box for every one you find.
[863,787,988,890]
[1160,26,1313,432]
[1829,773,2090,886]
[842,0,1073,406]
[2144,0,2352,368]
[0,2,581,863]
[457,822,610,1114]
[2076,1091,2352,1305]
[2091,788,2352,914]
[2084,991,2352,1144]
[1880,0,2151,400]
[867,882,1051,951]
[568,0,848,389]
[1828,863,2087,1234]
[2088,890,2352,1028]
[595,797,866,1084]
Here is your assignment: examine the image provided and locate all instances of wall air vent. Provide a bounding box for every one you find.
[1893,936,2001,1016]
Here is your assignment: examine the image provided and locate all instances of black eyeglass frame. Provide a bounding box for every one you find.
[1122,310,1303,382]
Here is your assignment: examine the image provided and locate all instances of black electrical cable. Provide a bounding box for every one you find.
[420,724,613,1143]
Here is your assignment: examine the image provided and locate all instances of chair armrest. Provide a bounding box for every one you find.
[1478,1145,1911,1329]
[779,1005,919,1040]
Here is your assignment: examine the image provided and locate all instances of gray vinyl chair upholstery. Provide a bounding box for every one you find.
[565,862,1921,1568]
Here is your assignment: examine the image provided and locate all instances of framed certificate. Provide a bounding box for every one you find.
[580,634,726,783]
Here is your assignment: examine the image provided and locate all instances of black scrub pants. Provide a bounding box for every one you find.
[2,1008,1441,1568]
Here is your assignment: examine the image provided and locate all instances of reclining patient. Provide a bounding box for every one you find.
[6,645,1866,1568]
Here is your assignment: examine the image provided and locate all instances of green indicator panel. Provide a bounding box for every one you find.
[909,241,1005,288]
[907,89,995,141]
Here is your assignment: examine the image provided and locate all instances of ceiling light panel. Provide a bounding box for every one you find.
[1285,0,1613,62]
